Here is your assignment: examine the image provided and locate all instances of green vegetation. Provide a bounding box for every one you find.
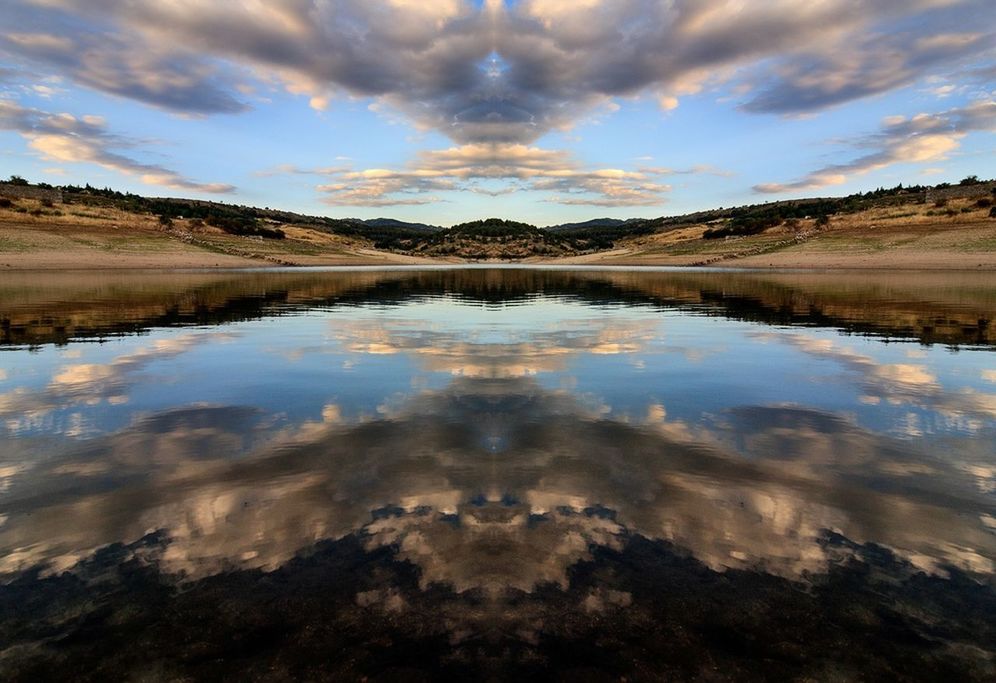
[204,216,285,240]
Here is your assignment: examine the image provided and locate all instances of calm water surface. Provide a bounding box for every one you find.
[1,268,995,681]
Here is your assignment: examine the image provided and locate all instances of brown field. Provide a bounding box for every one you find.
[1,194,994,270]
[0,200,442,269]
[547,197,996,269]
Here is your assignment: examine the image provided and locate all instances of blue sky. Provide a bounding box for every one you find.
[1,0,994,226]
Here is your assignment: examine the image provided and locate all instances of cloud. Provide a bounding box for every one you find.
[253,163,351,178]
[328,316,659,377]
[0,99,236,193]
[0,18,248,115]
[740,31,994,115]
[762,332,996,423]
[3,1,993,204]
[754,99,996,193]
[3,378,996,588]
[309,143,673,206]
[0,332,240,434]
[3,0,993,142]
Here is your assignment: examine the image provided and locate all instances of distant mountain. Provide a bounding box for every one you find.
[545,217,640,232]
[355,217,442,233]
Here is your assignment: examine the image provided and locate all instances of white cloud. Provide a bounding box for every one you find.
[2,0,993,203]
[3,0,993,143]
[755,100,996,193]
[300,142,677,207]
[0,100,235,193]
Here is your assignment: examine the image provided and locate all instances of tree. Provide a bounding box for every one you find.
[8,175,28,186]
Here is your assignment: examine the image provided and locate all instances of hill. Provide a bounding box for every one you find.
[0,175,994,268]
[354,218,442,234]
[546,218,639,232]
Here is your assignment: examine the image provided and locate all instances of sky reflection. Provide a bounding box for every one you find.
[2,272,995,591]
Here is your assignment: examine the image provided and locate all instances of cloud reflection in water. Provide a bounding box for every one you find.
[2,319,994,588]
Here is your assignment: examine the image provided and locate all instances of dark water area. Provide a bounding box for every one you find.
[1,267,995,681]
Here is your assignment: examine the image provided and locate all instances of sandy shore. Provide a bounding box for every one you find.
[0,249,435,270]
[546,249,996,270]
[6,240,994,271]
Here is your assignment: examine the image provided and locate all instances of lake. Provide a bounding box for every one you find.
[2,267,995,681]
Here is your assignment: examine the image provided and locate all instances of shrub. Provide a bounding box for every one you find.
[7,175,28,186]
[989,206,996,219]
[933,198,948,208]
[815,214,831,227]
[975,198,992,208]
[0,198,12,208]
[158,214,174,227]
[206,215,285,239]
[704,222,766,239]
[959,175,980,186]
[40,198,54,208]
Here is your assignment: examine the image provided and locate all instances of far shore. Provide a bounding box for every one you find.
[0,246,448,271]
[2,191,994,271]
[4,245,996,271]
[544,247,996,270]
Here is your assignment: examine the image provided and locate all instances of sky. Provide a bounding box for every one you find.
[0,0,994,227]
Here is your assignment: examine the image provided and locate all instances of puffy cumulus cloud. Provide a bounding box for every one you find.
[755,99,996,193]
[0,100,235,193]
[318,171,456,207]
[313,143,674,206]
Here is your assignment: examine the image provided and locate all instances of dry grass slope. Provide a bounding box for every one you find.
[0,199,437,269]
[1,185,994,270]
[552,195,996,269]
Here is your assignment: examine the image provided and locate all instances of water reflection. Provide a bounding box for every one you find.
[1,268,995,680]
[2,268,994,347]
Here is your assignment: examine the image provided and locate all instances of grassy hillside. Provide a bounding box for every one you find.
[1,175,994,267]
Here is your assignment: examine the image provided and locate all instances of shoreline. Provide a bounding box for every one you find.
[3,250,995,271]
[4,258,996,271]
